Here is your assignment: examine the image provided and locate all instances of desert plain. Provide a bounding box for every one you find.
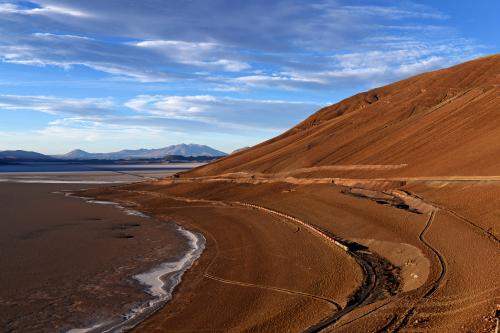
[74,56,500,332]
[0,55,500,333]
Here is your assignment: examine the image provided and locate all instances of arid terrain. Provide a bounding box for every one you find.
[83,55,500,332]
[0,169,196,332]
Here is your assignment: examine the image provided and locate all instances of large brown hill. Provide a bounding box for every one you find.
[190,55,500,178]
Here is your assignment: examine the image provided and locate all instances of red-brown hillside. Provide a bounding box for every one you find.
[189,55,500,178]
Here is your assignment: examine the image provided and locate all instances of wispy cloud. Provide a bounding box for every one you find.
[0,93,318,133]
[0,123,190,154]
[0,94,114,115]
[0,0,493,153]
[135,40,250,72]
[231,38,482,90]
[0,0,484,87]
[0,33,177,82]
[323,5,449,21]
[0,2,91,17]
[124,94,319,131]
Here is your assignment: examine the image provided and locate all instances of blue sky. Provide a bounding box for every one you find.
[0,0,497,154]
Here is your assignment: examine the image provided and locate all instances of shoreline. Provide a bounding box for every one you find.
[0,166,195,184]
[0,179,204,332]
[88,183,365,333]
[0,179,131,184]
[64,194,206,333]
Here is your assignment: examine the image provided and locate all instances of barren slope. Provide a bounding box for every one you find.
[189,55,500,178]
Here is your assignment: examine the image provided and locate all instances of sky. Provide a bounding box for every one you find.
[0,0,498,154]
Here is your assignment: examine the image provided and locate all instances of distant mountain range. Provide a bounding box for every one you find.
[0,144,227,161]
[0,150,55,161]
[55,144,226,160]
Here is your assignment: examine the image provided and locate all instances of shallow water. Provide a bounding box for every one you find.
[0,162,190,173]
[0,179,127,184]
[0,182,195,332]
[65,195,206,333]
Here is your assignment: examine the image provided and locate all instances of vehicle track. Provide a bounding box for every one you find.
[419,212,447,298]
[418,285,499,303]
[114,189,398,333]
[305,251,379,333]
[203,273,342,310]
[325,186,497,332]
[234,203,400,333]
[414,297,497,317]
[391,211,447,332]
[85,176,498,332]
[437,205,499,244]
[391,189,499,245]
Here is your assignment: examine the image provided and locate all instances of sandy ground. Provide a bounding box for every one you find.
[4,171,494,332]
[82,175,499,333]
[83,184,363,332]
